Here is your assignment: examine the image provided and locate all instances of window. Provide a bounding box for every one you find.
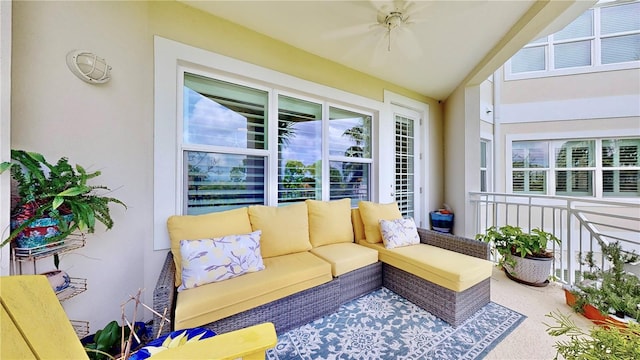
[507,1,640,78]
[183,73,373,213]
[555,140,595,196]
[480,140,492,192]
[512,141,548,194]
[183,74,268,215]
[278,95,322,203]
[603,139,640,197]
[511,138,639,197]
[328,107,372,207]
[395,115,415,217]
[154,36,387,250]
[480,140,489,192]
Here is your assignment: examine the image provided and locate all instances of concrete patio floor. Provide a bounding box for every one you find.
[486,267,594,360]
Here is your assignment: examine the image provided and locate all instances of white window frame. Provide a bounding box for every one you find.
[383,90,429,228]
[505,1,640,81]
[480,137,493,192]
[506,130,640,199]
[153,36,384,250]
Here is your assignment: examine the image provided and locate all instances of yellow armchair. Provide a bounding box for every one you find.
[0,275,277,360]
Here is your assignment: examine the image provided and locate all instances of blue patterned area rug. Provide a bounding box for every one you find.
[267,287,525,360]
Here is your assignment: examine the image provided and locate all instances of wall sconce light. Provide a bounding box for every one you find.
[66,50,111,84]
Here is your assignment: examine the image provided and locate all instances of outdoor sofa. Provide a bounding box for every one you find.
[153,199,493,337]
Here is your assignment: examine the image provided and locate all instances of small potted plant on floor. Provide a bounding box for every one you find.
[545,310,640,360]
[476,225,560,286]
[0,149,126,250]
[567,241,640,324]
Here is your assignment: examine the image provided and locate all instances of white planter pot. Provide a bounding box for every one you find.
[504,254,553,286]
[42,270,71,293]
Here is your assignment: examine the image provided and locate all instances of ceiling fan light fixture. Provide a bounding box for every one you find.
[384,12,404,30]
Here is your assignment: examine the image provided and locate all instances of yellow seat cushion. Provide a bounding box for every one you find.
[358,201,402,244]
[248,202,312,258]
[167,207,253,287]
[306,198,354,247]
[359,242,493,292]
[174,252,332,330]
[310,243,379,276]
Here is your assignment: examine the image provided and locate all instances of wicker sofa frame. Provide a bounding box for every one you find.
[153,229,490,336]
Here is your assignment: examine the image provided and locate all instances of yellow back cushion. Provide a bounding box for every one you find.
[248,202,312,258]
[167,207,253,287]
[351,208,366,244]
[306,198,354,247]
[358,201,403,244]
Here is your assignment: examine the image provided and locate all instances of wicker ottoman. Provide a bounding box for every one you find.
[382,263,491,327]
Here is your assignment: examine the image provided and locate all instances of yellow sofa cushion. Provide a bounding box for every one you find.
[248,202,311,258]
[358,201,402,244]
[167,207,253,287]
[174,252,332,330]
[359,242,493,292]
[351,208,366,244]
[306,198,354,247]
[310,243,379,276]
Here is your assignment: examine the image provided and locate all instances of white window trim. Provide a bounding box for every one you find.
[383,90,430,227]
[480,135,493,193]
[505,128,640,198]
[154,36,384,250]
[505,58,640,81]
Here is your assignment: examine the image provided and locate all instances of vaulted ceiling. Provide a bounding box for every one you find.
[181,1,596,100]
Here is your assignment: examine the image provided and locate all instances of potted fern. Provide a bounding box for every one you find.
[476,225,560,286]
[0,149,126,250]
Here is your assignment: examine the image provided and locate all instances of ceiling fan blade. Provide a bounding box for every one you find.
[394,26,423,61]
[370,31,392,68]
[339,26,386,63]
[322,22,380,40]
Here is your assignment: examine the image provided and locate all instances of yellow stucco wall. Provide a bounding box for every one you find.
[10,0,442,330]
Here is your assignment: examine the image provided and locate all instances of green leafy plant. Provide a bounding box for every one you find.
[545,311,640,360]
[475,225,560,269]
[0,149,126,248]
[572,241,640,321]
[83,321,121,360]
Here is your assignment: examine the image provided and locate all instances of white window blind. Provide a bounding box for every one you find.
[328,107,372,207]
[183,73,269,214]
[603,139,640,197]
[512,141,548,193]
[555,140,595,196]
[395,116,415,218]
[511,138,639,198]
[277,95,322,203]
[508,2,639,77]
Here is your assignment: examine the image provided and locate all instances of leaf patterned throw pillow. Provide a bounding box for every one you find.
[178,230,265,291]
[379,217,420,249]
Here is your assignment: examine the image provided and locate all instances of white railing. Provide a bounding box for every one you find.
[470,192,640,285]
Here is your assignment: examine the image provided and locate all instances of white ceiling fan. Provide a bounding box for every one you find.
[325,0,431,65]
[373,0,425,52]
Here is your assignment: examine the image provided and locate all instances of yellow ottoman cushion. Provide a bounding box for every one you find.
[360,242,493,292]
[310,243,379,276]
